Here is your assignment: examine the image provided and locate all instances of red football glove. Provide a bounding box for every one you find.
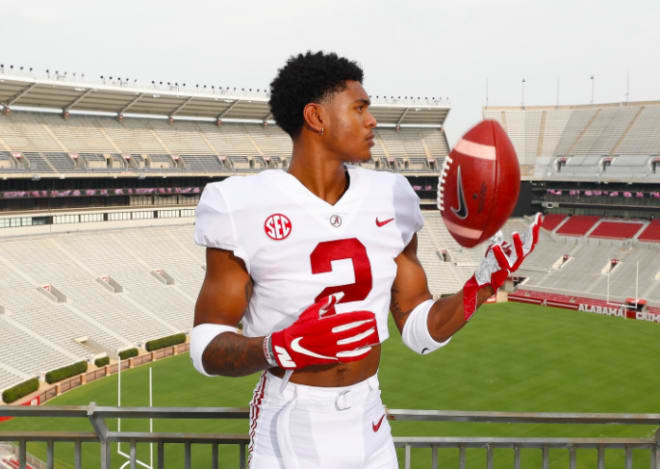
[462,213,543,320]
[267,294,379,370]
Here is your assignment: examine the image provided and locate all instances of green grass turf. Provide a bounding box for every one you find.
[2,302,659,468]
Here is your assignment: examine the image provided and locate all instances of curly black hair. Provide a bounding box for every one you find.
[269,51,363,138]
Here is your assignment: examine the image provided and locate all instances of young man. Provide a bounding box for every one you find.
[191,51,541,469]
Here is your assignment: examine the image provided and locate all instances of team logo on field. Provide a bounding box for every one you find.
[264,213,292,240]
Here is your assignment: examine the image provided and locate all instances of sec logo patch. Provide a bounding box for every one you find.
[264,213,292,241]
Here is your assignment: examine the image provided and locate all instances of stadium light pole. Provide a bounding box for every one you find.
[606,270,610,304]
[521,78,526,109]
[635,261,639,310]
[485,78,489,107]
[590,75,595,104]
[149,367,153,469]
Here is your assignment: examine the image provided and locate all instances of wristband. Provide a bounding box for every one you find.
[401,299,451,355]
[262,335,278,368]
[190,323,240,377]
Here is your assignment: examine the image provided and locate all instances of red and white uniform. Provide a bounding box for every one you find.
[194,165,423,342]
[194,165,423,469]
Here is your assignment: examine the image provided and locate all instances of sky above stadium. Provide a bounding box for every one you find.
[3,0,660,144]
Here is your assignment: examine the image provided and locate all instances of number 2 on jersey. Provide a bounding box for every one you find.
[310,238,373,303]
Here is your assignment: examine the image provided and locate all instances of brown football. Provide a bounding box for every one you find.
[438,119,520,248]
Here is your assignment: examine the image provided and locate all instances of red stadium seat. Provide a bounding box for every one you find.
[556,216,600,236]
[589,221,644,239]
[541,213,568,231]
[638,220,660,242]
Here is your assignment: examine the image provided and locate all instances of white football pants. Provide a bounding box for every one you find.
[248,371,398,469]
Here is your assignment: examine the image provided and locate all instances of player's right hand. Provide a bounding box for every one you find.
[267,293,379,369]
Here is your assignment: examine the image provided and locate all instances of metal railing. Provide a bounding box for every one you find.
[0,405,658,469]
[389,410,660,469]
[0,404,249,469]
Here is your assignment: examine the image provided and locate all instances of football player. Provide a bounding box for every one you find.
[191,51,541,469]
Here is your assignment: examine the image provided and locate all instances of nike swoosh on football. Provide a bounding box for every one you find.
[450,166,468,220]
[375,217,394,227]
[290,337,335,361]
[372,414,386,432]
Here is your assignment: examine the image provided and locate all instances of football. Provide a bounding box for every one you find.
[438,119,520,248]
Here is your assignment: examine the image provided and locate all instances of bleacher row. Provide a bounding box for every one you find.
[0,112,448,173]
[0,213,478,393]
[484,104,660,180]
[541,214,660,241]
[1,213,658,394]
[416,214,660,312]
[485,103,660,160]
[0,224,203,393]
[0,150,444,175]
[516,231,660,308]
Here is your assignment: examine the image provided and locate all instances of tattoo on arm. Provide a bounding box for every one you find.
[203,332,268,377]
[390,284,412,324]
[245,278,253,303]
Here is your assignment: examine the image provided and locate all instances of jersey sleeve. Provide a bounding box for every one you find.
[393,174,424,247]
[194,182,250,272]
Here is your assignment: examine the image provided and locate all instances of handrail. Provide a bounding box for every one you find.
[387,408,660,425]
[5,405,660,424]
[0,406,658,469]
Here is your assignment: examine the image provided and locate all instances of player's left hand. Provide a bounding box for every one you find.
[462,213,543,320]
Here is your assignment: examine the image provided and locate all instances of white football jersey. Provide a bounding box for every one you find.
[194,165,423,343]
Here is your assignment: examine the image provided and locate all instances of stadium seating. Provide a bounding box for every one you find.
[44,152,76,171]
[540,109,573,157]
[556,215,600,236]
[518,231,660,305]
[0,112,61,152]
[541,213,568,231]
[48,116,115,154]
[638,219,660,242]
[180,154,227,172]
[0,152,17,170]
[484,102,660,184]
[103,117,166,153]
[615,105,660,155]
[245,125,292,158]
[80,153,106,169]
[0,316,74,381]
[568,107,638,156]
[606,155,652,178]
[23,152,54,172]
[0,112,448,176]
[561,155,603,177]
[588,220,644,239]
[553,108,599,156]
[0,222,212,392]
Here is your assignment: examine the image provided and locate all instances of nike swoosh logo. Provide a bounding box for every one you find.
[376,217,394,227]
[290,337,335,361]
[372,414,385,432]
[450,166,468,220]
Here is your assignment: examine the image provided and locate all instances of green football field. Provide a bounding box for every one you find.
[2,302,660,468]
